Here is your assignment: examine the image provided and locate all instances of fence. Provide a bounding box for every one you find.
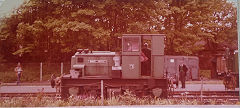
[0,62,71,83]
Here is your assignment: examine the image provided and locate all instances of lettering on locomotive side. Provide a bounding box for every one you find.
[88,60,107,63]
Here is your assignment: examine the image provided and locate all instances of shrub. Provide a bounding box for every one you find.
[0,72,16,82]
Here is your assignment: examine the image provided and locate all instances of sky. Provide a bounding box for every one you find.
[0,0,26,18]
[228,0,238,7]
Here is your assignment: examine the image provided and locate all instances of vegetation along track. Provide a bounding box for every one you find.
[0,92,60,99]
[170,91,239,102]
[1,91,239,101]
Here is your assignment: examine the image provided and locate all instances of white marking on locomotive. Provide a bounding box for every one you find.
[129,64,134,69]
[88,60,107,63]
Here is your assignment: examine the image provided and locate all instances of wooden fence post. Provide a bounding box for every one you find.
[101,80,104,105]
[40,62,42,82]
[61,62,63,75]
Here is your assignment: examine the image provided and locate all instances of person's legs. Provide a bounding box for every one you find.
[181,78,185,88]
[142,62,148,76]
[180,79,183,88]
[17,74,19,85]
[146,61,151,76]
[141,62,144,75]
[18,73,21,83]
[182,79,185,88]
[141,62,146,76]
[176,80,178,88]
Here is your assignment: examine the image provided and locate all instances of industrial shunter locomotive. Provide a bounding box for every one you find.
[60,34,168,99]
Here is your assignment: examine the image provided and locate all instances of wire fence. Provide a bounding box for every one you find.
[0,62,70,83]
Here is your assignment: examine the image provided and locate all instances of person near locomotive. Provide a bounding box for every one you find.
[14,62,23,85]
[141,43,151,76]
[179,64,188,88]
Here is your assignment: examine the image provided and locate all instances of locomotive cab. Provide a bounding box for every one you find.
[122,34,165,79]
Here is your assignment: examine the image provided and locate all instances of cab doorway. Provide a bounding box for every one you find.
[141,36,151,76]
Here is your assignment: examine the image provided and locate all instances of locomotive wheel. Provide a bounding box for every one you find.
[69,87,79,97]
[151,88,162,97]
[61,87,70,99]
[89,89,98,97]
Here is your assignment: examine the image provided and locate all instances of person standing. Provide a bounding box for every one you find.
[141,43,151,76]
[50,74,56,88]
[15,62,23,85]
[179,64,188,88]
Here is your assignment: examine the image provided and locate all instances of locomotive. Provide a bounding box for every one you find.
[60,34,172,98]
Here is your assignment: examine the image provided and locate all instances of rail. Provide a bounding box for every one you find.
[0,92,60,98]
[171,90,239,102]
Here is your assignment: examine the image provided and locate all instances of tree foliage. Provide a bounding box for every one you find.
[0,0,237,62]
[158,0,237,55]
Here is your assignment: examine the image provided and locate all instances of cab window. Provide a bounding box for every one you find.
[123,37,140,52]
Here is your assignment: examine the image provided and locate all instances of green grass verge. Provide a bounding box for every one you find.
[0,92,239,107]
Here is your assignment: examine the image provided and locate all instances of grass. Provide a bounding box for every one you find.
[0,95,239,107]
[0,90,239,107]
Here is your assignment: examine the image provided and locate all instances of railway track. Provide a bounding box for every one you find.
[0,90,239,102]
[170,91,239,101]
[0,92,60,98]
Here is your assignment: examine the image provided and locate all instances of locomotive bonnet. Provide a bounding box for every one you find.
[70,51,117,78]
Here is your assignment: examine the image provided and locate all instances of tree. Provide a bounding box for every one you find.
[0,0,164,62]
[0,0,237,62]
[156,0,237,55]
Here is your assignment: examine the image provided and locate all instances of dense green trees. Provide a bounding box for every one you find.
[0,0,237,62]
[160,0,237,55]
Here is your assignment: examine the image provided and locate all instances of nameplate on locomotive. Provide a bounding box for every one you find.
[88,60,107,63]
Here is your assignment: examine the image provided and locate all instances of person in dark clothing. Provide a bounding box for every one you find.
[179,64,188,88]
[141,43,151,76]
[50,74,56,88]
[175,74,179,88]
